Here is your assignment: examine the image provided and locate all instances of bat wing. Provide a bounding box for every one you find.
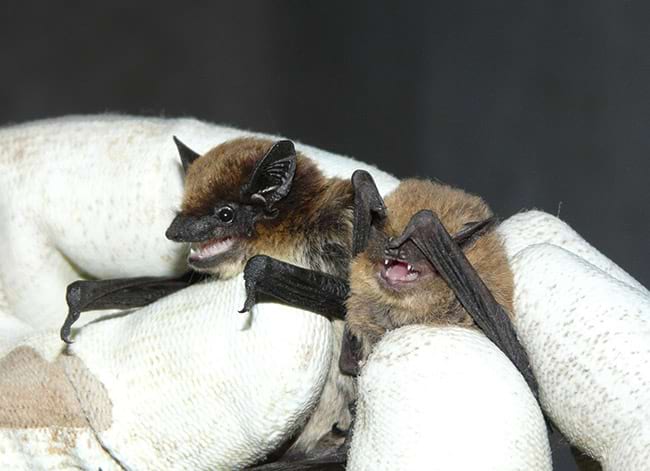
[389,209,539,398]
[339,326,362,376]
[240,255,348,320]
[246,440,348,470]
[61,271,207,343]
[351,170,386,256]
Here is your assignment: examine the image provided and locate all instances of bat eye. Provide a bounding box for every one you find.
[217,206,234,223]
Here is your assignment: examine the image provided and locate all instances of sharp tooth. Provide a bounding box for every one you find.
[407,264,413,272]
[384,259,390,266]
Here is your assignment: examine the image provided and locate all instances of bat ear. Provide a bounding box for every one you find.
[173,136,201,173]
[242,140,297,214]
[452,217,497,247]
[351,170,386,256]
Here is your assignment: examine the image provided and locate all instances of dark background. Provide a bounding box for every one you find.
[3,2,649,468]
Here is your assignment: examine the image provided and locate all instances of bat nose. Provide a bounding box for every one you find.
[166,214,218,242]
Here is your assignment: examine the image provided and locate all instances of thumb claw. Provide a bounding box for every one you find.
[239,294,256,314]
[60,309,81,344]
[60,328,74,344]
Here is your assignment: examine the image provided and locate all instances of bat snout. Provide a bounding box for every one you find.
[165,214,221,242]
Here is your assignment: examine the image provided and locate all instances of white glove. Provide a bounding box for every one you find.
[349,210,650,471]
[0,275,332,470]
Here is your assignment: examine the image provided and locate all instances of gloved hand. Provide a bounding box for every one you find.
[348,210,650,470]
[0,275,333,470]
[348,325,552,470]
[502,210,650,470]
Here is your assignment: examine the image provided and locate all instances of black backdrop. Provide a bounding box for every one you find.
[4,2,650,469]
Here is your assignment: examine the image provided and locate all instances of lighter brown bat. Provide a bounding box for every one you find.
[346,178,514,361]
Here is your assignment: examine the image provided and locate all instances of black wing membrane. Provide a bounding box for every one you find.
[388,209,539,398]
[339,327,362,376]
[246,440,349,470]
[240,255,348,320]
[351,170,386,256]
[60,271,207,343]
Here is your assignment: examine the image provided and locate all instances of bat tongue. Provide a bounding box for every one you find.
[384,260,419,282]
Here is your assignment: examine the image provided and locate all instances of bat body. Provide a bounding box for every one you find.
[57,133,398,464]
[0,115,397,331]
[168,137,359,458]
[346,171,537,395]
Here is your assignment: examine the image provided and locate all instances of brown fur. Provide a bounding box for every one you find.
[347,179,514,360]
[179,137,356,455]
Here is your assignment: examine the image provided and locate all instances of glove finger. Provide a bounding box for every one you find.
[348,325,551,471]
[511,243,650,470]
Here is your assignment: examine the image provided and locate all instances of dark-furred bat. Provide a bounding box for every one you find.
[60,136,360,464]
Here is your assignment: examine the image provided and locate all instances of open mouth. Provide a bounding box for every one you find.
[380,258,420,285]
[188,237,236,264]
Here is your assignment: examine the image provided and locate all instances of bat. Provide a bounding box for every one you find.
[345,170,537,393]
[240,170,540,469]
[59,136,366,463]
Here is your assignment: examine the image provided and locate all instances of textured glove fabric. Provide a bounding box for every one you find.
[0,275,332,470]
[348,325,551,470]
[499,210,650,470]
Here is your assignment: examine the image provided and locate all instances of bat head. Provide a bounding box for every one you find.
[166,137,323,278]
[347,177,513,349]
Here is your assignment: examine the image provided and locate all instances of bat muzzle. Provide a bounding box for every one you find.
[165,214,225,242]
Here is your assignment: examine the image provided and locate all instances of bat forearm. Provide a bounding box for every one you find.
[242,255,349,320]
[60,271,206,343]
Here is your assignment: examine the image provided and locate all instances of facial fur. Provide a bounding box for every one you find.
[346,179,514,358]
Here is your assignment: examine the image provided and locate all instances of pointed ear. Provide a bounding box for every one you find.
[452,217,497,247]
[173,136,201,173]
[242,140,297,211]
